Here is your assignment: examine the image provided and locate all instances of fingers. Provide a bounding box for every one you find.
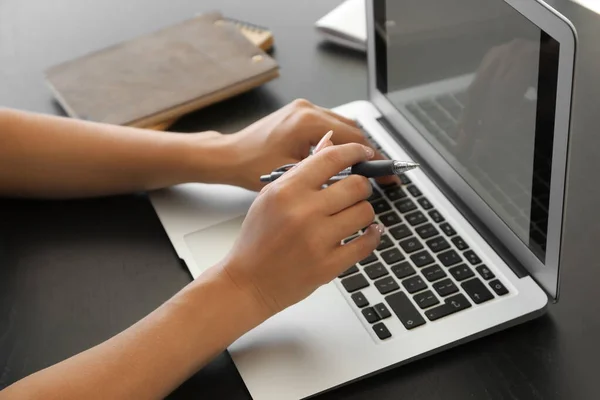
[284,99,400,185]
[316,105,359,128]
[295,143,374,188]
[322,120,401,186]
[328,200,376,241]
[336,224,384,270]
[321,175,372,214]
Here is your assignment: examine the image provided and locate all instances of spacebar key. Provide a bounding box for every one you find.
[385,292,426,329]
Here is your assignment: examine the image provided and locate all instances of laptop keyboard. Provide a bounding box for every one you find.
[336,128,510,341]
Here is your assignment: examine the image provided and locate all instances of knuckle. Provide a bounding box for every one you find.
[291,98,313,109]
[288,107,318,126]
[267,180,295,206]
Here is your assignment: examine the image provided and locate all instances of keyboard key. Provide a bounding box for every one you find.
[449,264,475,281]
[406,211,427,226]
[428,209,445,223]
[402,276,427,293]
[372,199,392,214]
[410,250,435,268]
[381,248,405,265]
[351,292,369,308]
[476,265,495,280]
[389,224,411,240]
[433,278,459,296]
[395,198,417,214]
[364,262,389,280]
[422,265,447,282]
[425,293,471,321]
[399,237,424,253]
[464,250,482,265]
[377,235,394,251]
[385,291,426,330]
[461,278,494,304]
[341,273,369,292]
[391,262,416,279]
[489,279,509,296]
[374,303,392,319]
[339,265,359,278]
[438,250,461,267]
[367,188,382,203]
[380,211,402,227]
[399,173,412,184]
[418,197,433,210]
[362,307,380,323]
[375,276,400,294]
[440,222,457,236]
[407,185,422,197]
[451,236,469,250]
[415,223,438,239]
[426,236,450,253]
[413,290,440,309]
[385,186,407,201]
[373,322,392,339]
[359,253,378,266]
[377,181,398,190]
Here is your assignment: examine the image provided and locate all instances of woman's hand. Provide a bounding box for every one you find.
[216,138,384,318]
[218,99,397,191]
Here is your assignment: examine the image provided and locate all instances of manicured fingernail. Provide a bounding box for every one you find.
[375,223,385,235]
[315,130,334,153]
[363,145,375,159]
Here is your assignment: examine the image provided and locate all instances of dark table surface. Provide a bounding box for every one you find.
[1,0,600,399]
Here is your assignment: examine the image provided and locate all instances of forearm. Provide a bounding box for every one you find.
[0,266,266,400]
[0,108,235,198]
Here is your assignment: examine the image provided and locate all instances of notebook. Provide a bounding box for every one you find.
[149,17,275,131]
[45,12,279,129]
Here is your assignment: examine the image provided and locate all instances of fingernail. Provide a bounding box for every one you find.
[375,223,385,235]
[363,145,375,159]
[315,130,334,153]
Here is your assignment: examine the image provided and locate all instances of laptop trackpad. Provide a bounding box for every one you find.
[183,215,245,274]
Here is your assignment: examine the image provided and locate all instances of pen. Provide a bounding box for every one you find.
[259,160,420,183]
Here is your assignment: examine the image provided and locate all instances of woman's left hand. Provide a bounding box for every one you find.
[219,99,397,191]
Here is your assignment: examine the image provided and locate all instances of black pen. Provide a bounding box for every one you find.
[259,160,420,183]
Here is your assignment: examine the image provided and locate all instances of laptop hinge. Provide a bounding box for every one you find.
[376,116,529,279]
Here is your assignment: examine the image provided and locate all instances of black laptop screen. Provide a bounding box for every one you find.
[374,0,560,262]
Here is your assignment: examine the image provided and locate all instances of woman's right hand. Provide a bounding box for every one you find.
[217,136,384,320]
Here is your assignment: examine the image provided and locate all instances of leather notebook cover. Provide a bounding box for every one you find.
[45,12,279,128]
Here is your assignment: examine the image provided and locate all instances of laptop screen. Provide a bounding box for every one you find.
[373,0,560,263]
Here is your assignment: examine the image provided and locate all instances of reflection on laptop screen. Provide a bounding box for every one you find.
[374,0,560,263]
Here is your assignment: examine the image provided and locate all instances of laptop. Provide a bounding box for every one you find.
[149,0,577,399]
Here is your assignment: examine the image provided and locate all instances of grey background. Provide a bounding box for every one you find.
[1,0,599,399]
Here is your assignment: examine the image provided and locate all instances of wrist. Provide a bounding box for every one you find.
[187,262,270,340]
[177,131,240,186]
